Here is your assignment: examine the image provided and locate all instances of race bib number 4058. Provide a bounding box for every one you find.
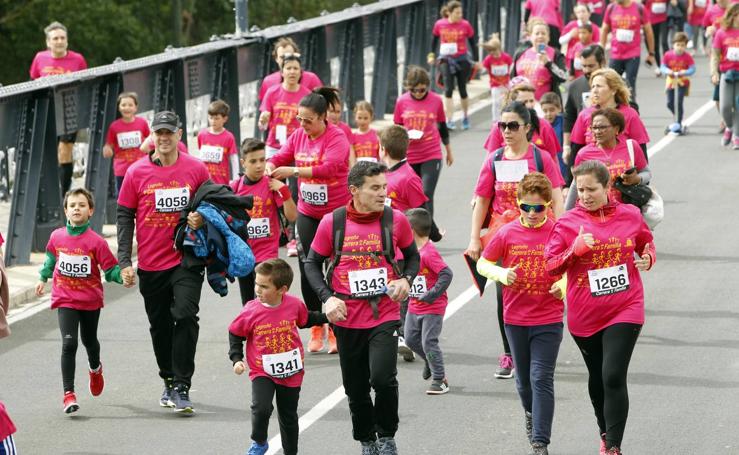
[154,187,189,213]
[57,253,91,278]
[588,264,629,297]
[348,267,387,297]
[263,349,303,378]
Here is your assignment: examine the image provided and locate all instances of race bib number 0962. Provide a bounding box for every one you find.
[247,217,270,239]
[154,187,189,213]
[57,253,91,278]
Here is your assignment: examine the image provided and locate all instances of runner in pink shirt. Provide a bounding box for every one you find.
[258,54,312,158]
[713,5,739,148]
[477,173,565,454]
[103,92,150,192]
[561,3,602,52]
[512,19,568,100]
[196,100,238,184]
[567,24,596,79]
[482,34,513,123]
[228,259,341,455]
[35,189,124,414]
[600,0,656,100]
[525,0,564,47]
[325,94,353,141]
[686,0,712,53]
[660,33,696,134]
[545,160,654,455]
[349,101,380,166]
[0,401,16,454]
[258,37,322,102]
[646,0,671,76]
[578,0,607,24]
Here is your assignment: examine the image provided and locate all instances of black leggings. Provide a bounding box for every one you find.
[495,279,511,355]
[59,163,74,196]
[440,59,471,99]
[58,308,101,393]
[251,376,300,455]
[652,21,669,67]
[296,213,322,313]
[410,159,442,218]
[237,266,258,306]
[572,322,642,449]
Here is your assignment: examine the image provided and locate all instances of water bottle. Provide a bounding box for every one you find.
[383,285,396,297]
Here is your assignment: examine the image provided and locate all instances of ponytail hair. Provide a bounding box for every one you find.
[527,109,540,141]
[299,86,341,117]
[440,0,462,18]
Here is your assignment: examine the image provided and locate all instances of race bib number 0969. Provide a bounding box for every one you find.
[300,183,328,206]
[57,253,91,278]
[154,187,189,213]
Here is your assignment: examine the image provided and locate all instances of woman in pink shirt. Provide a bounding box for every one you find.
[560,4,601,54]
[578,0,606,25]
[258,37,322,102]
[512,19,568,101]
[686,0,712,54]
[267,87,351,352]
[545,160,655,455]
[525,0,564,48]
[646,0,671,76]
[712,4,739,148]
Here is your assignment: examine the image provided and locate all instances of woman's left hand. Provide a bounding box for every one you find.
[270,166,295,180]
[620,171,641,186]
[538,52,550,66]
[634,243,652,271]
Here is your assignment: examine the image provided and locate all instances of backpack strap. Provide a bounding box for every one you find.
[532,145,544,173]
[324,207,347,290]
[490,147,505,177]
[380,206,400,276]
[625,138,635,168]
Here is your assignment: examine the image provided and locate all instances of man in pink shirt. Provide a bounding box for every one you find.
[29,22,88,198]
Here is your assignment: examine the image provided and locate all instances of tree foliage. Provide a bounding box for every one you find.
[0,0,374,86]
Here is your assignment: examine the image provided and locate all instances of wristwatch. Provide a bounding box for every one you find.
[293,167,299,177]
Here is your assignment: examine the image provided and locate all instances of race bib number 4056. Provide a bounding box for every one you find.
[57,253,91,278]
[263,349,303,378]
[588,264,629,297]
[348,267,387,297]
[154,187,189,213]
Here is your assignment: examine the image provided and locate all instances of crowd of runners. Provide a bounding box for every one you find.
[2,0,737,454]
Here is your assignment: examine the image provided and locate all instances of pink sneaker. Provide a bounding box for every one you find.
[733,136,739,150]
[494,354,514,379]
[286,239,298,257]
[600,433,607,455]
[722,128,732,146]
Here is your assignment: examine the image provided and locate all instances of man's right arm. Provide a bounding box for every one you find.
[116,205,136,269]
[304,249,333,303]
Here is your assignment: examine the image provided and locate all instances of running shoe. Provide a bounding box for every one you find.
[88,362,104,397]
[63,391,79,414]
[397,336,415,362]
[377,437,398,455]
[160,377,175,407]
[426,378,449,395]
[327,327,338,354]
[286,239,298,257]
[600,433,607,455]
[171,384,194,414]
[605,447,622,455]
[525,411,533,443]
[308,325,324,352]
[446,120,456,131]
[722,128,732,146]
[361,440,379,455]
[733,136,739,150]
[422,360,431,380]
[494,353,514,379]
[529,442,549,455]
[654,67,662,77]
[462,117,471,130]
[247,441,269,455]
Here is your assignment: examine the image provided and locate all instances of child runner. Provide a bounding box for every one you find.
[326,91,353,141]
[540,92,572,189]
[403,208,453,395]
[660,32,696,135]
[228,259,342,455]
[477,173,565,455]
[350,101,380,166]
[230,139,297,305]
[35,188,124,414]
[482,34,513,124]
[102,92,150,192]
[197,99,239,184]
[568,24,595,79]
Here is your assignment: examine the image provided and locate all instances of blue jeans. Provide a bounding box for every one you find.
[666,85,688,124]
[609,57,640,101]
[505,322,564,445]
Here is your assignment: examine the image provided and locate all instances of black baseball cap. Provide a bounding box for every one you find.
[151,111,180,132]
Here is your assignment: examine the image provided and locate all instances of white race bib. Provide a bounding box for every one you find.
[409,275,428,298]
[384,197,393,207]
[348,267,387,297]
[199,145,224,163]
[262,349,303,378]
[357,156,378,163]
[407,129,423,140]
[615,29,635,43]
[57,253,92,278]
[275,124,288,145]
[116,131,142,149]
[440,42,458,56]
[727,47,739,62]
[582,91,592,107]
[491,64,509,76]
[154,187,189,213]
[574,58,583,70]
[651,2,666,14]
[300,182,328,206]
[494,160,529,183]
[247,217,270,239]
[695,0,706,7]
[588,264,630,297]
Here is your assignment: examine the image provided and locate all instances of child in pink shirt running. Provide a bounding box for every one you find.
[482,34,513,123]
[197,100,238,184]
[350,101,380,166]
[103,92,150,192]
[660,32,696,134]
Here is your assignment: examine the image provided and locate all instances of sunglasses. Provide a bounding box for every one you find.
[296,115,317,124]
[517,200,551,213]
[281,52,301,59]
[497,121,524,132]
[410,87,428,94]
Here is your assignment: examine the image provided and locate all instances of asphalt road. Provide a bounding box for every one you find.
[2,53,739,455]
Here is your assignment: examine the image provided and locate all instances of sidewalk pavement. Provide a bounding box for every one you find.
[4,77,492,312]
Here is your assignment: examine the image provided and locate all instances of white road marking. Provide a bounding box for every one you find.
[647,100,714,158]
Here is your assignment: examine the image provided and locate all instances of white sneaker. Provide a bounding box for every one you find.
[397,336,415,362]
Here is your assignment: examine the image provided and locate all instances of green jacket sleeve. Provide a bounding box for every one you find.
[39,251,56,282]
[104,265,124,284]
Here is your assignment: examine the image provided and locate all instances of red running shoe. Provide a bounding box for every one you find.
[63,391,79,414]
[89,363,104,397]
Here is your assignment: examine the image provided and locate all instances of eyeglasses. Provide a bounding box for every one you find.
[590,124,613,131]
[296,115,317,124]
[497,121,523,132]
[517,200,551,213]
[410,87,428,94]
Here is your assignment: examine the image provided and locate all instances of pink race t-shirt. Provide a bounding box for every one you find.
[0,402,15,442]
[689,0,711,26]
[259,70,322,101]
[562,20,601,46]
[393,92,446,164]
[351,129,380,162]
[662,50,695,88]
[568,40,590,79]
[269,123,351,220]
[228,294,310,388]
[229,176,285,263]
[196,128,237,185]
[713,28,739,73]
[578,0,606,15]
[335,122,353,142]
[514,47,556,100]
[545,202,655,337]
[484,118,561,162]
[106,117,150,177]
[571,104,650,146]
[603,2,648,60]
[703,3,725,29]
[645,0,669,24]
[483,53,513,88]
[482,218,564,326]
[525,0,564,28]
[46,227,118,311]
[118,152,210,271]
[575,138,648,204]
[408,241,449,316]
[311,209,415,329]
[260,84,312,150]
[474,144,564,215]
[386,161,428,211]
[29,50,87,79]
[432,18,475,57]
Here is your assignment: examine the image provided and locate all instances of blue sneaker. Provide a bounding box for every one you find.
[159,377,174,408]
[361,440,379,455]
[247,441,269,455]
[378,437,398,455]
[462,117,470,130]
[171,384,194,414]
[446,120,456,130]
